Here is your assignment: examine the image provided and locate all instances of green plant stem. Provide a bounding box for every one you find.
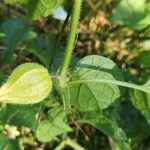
[56,0,82,111]
[59,0,82,77]
[55,138,85,150]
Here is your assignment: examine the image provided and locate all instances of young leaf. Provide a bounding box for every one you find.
[0,63,52,104]
[130,90,150,125]
[68,55,125,112]
[36,107,72,142]
[79,111,131,150]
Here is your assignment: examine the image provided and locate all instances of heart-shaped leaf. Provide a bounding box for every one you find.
[68,55,124,111]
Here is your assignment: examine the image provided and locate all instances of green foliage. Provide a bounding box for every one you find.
[0,105,38,130]
[106,100,150,138]
[0,63,52,104]
[67,55,150,112]
[0,134,19,150]
[36,107,72,142]
[1,0,150,149]
[27,0,64,20]
[26,34,61,69]
[79,111,131,150]
[111,0,150,30]
[134,51,150,68]
[27,35,56,67]
[130,90,150,124]
[68,55,124,111]
[0,18,34,64]
[4,0,64,20]
[4,0,29,4]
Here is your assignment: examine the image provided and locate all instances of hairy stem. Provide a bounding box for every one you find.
[59,0,82,77]
[57,0,82,111]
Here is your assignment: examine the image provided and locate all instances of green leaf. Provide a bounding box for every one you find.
[68,55,125,111]
[0,63,52,104]
[130,90,150,125]
[134,51,150,68]
[79,111,131,150]
[105,100,150,137]
[36,107,72,142]
[0,18,34,64]
[27,0,64,20]
[4,0,29,4]
[67,55,150,112]
[110,0,150,30]
[26,35,58,67]
[0,134,20,150]
[4,0,64,20]
[0,104,38,130]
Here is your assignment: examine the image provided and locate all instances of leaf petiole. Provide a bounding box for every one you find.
[67,79,150,94]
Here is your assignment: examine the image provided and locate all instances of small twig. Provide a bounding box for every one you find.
[71,117,90,142]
